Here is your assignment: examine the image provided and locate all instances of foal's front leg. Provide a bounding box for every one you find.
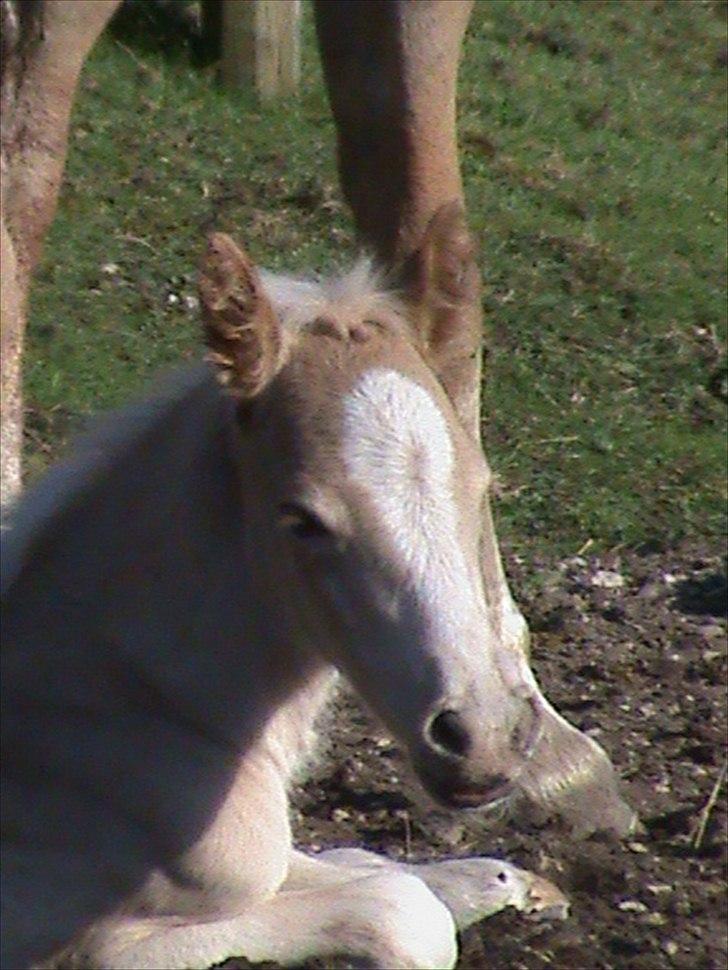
[60,846,565,970]
[303,847,570,929]
[62,857,457,970]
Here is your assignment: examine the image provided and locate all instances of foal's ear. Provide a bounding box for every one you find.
[199,233,283,397]
[402,203,482,418]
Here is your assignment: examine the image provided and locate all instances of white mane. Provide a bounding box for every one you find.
[260,260,405,332]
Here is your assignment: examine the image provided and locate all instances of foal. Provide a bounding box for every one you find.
[1,208,633,969]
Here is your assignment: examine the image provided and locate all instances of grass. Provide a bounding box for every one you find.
[24,0,727,559]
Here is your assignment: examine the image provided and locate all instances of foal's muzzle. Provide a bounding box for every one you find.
[419,768,513,810]
[413,701,541,810]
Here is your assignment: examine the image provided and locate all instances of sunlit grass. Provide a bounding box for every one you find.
[25,0,727,556]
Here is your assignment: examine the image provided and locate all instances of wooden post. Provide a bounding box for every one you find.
[221,0,300,101]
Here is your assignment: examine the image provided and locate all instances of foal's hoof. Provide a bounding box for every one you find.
[521,872,570,922]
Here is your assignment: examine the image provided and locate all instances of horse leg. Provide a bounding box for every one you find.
[52,747,452,970]
[308,847,570,929]
[314,0,481,438]
[0,0,120,505]
[61,860,457,970]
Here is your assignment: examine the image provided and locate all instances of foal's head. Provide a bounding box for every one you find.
[199,208,634,836]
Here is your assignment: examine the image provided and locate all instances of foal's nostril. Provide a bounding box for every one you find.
[427,709,472,759]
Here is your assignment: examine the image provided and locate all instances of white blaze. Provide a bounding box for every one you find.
[342,369,483,649]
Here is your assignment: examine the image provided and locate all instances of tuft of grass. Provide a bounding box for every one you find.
[25,0,726,558]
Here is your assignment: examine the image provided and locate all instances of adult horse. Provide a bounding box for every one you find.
[2,0,479,502]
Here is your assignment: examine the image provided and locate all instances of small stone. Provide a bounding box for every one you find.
[617,899,648,913]
[183,294,199,311]
[647,884,673,895]
[565,556,588,569]
[591,570,625,589]
[699,623,726,642]
[627,841,649,854]
[331,808,350,822]
[663,941,679,957]
[167,293,180,306]
[641,912,667,926]
[101,262,120,275]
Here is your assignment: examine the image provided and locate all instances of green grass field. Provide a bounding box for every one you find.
[25,0,727,559]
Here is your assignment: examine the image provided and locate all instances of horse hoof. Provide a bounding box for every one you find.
[522,873,570,922]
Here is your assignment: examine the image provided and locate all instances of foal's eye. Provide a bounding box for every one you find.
[277,503,332,541]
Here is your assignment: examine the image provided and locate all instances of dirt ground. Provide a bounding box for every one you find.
[223,540,726,970]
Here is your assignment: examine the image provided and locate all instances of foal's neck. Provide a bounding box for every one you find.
[5,367,329,757]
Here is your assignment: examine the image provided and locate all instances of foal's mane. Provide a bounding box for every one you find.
[261,259,409,337]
